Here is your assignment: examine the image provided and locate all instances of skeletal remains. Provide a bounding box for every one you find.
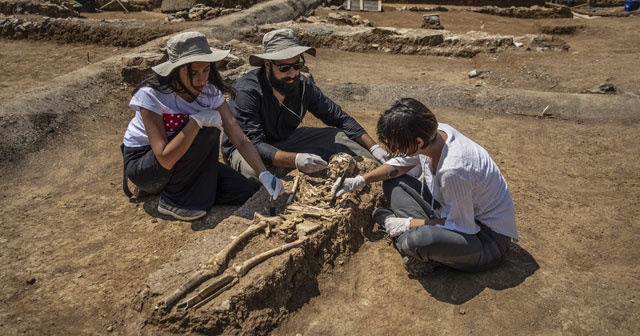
[157,154,360,313]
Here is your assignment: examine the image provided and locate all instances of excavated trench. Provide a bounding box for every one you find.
[132,155,385,334]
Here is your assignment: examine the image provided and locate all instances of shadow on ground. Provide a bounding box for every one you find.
[418,244,539,304]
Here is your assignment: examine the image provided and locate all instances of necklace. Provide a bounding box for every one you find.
[276,84,306,121]
[282,103,302,120]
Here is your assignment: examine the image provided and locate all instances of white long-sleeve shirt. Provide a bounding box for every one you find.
[386,123,518,241]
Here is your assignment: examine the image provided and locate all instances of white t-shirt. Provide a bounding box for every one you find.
[123,82,225,147]
[386,123,518,241]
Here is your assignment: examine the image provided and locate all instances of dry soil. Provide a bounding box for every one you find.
[0,3,639,335]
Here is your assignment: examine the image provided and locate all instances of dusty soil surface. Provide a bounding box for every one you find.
[1,2,639,335]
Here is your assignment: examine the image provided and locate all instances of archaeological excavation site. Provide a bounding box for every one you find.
[1,0,639,335]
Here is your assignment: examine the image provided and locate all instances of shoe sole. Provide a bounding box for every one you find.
[157,206,206,221]
[403,256,436,277]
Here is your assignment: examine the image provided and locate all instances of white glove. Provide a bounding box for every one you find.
[191,109,223,131]
[295,153,327,174]
[369,144,389,163]
[258,171,284,200]
[384,217,411,238]
[331,175,366,198]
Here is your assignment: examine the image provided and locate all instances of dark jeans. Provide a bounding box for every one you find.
[227,127,374,183]
[383,175,511,273]
[122,128,253,210]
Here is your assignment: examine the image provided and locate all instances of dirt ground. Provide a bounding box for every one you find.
[1,2,639,335]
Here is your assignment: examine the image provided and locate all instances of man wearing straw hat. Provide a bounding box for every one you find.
[222,28,388,184]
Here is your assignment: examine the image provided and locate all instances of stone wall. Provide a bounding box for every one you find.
[381,0,546,7]
[0,0,78,18]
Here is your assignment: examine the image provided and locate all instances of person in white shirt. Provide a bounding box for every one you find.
[331,98,517,275]
[121,32,283,221]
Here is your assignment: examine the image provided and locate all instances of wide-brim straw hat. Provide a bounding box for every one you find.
[249,28,316,66]
[152,32,230,77]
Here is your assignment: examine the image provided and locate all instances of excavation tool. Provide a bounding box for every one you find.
[269,176,277,216]
[329,167,349,207]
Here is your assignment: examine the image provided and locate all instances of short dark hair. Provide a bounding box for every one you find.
[377,98,438,157]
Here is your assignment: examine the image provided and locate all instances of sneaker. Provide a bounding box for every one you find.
[157,198,206,221]
[372,207,395,227]
[402,256,437,277]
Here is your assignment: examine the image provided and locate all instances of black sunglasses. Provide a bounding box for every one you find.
[272,61,305,72]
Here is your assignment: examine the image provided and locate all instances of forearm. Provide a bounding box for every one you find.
[354,133,377,151]
[361,164,414,184]
[410,217,446,228]
[271,150,297,168]
[233,137,268,174]
[155,120,200,169]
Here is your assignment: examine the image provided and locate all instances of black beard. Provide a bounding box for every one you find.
[268,65,300,96]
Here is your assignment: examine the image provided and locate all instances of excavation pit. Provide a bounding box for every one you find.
[134,155,384,334]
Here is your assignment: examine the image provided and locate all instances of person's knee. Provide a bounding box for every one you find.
[229,151,259,179]
[191,128,220,147]
[381,179,400,200]
[395,228,430,257]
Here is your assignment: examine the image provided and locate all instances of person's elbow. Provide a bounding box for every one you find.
[154,153,177,171]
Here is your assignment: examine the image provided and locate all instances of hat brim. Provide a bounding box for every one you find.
[249,46,316,66]
[151,49,230,77]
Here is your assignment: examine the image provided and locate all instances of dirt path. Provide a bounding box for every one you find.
[1,2,639,335]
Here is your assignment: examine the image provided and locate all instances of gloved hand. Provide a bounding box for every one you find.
[369,144,389,164]
[384,217,411,237]
[331,175,366,198]
[258,171,284,200]
[191,109,223,131]
[295,153,327,174]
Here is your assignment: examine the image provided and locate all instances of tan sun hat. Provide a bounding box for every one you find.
[152,32,230,77]
[249,28,316,66]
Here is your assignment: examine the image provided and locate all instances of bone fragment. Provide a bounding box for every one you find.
[160,213,275,310]
[232,238,307,276]
[286,175,302,205]
[178,237,308,311]
[176,272,236,312]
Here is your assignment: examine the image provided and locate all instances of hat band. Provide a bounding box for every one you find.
[263,41,300,54]
[168,44,211,63]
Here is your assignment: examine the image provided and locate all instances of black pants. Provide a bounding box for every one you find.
[122,128,253,210]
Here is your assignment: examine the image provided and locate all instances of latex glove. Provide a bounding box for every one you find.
[191,109,223,131]
[384,217,411,238]
[258,171,284,200]
[295,153,327,174]
[331,175,366,198]
[369,144,389,164]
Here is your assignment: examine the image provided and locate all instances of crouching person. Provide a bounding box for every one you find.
[121,32,283,221]
[331,98,518,276]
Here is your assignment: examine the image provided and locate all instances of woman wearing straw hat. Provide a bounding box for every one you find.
[121,32,284,221]
[221,28,389,185]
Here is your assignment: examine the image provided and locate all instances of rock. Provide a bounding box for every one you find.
[422,14,444,30]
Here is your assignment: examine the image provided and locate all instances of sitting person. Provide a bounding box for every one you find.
[121,32,283,221]
[221,28,388,186]
[332,98,518,275]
